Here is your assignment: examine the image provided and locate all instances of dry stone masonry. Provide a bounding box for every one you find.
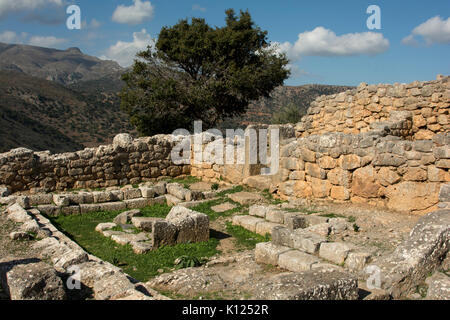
[296,75,449,140]
[0,134,189,193]
[277,131,449,214]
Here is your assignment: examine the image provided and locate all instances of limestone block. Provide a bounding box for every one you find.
[255,242,292,265]
[319,242,352,265]
[278,250,320,272]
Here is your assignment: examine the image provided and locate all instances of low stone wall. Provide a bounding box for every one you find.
[296,75,449,140]
[277,131,449,214]
[0,134,190,193]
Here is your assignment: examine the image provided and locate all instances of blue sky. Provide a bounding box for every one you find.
[0,0,449,86]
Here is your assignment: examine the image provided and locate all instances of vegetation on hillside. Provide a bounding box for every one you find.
[120,9,290,136]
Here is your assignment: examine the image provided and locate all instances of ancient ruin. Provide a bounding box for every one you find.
[0,76,448,300]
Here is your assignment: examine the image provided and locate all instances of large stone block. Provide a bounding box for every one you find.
[278,250,320,272]
[373,209,450,298]
[0,261,67,300]
[228,192,265,205]
[254,269,359,300]
[319,242,352,265]
[232,215,264,233]
[255,221,282,236]
[255,242,292,266]
[351,166,383,198]
[152,221,177,248]
[249,205,270,218]
[166,206,209,243]
[385,182,440,213]
[291,229,326,254]
[131,217,164,232]
[7,203,32,223]
[272,226,294,247]
[113,209,141,224]
[265,209,285,224]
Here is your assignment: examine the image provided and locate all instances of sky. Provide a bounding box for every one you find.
[0,0,449,86]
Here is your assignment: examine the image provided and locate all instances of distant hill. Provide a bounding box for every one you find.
[0,42,354,153]
[0,42,123,86]
[0,70,134,153]
[219,84,354,129]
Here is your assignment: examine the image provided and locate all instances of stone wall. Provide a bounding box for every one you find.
[191,124,296,184]
[0,133,190,193]
[296,75,449,140]
[277,131,449,214]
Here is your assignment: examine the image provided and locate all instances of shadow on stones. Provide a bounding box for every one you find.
[209,229,231,240]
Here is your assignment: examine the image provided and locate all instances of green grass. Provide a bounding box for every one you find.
[47,204,219,282]
[261,189,287,205]
[225,222,270,249]
[216,185,244,197]
[191,198,243,221]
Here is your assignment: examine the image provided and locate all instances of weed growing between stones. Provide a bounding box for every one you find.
[225,222,270,249]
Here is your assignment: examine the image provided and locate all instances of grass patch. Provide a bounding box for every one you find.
[47,205,219,282]
[261,189,287,205]
[225,222,270,249]
[216,185,244,197]
[140,203,172,218]
[191,198,243,221]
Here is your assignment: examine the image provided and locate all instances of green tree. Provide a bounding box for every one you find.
[271,103,305,124]
[120,9,290,136]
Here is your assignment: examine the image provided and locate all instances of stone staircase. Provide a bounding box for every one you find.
[233,204,371,273]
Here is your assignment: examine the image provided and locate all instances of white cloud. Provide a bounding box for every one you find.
[112,0,154,25]
[403,16,450,46]
[0,31,28,43]
[275,27,389,62]
[28,35,67,47]
[0,0,62,18]
[401,34,419,46]
[0,31,66,48]
[101,29,155,67]
[192,4,206,12]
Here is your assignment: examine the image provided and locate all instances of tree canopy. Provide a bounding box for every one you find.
[120,9,290,136]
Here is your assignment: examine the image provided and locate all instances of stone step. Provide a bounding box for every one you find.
[232,215,282,236]
[37,196,167,216]
[272,226,326,254]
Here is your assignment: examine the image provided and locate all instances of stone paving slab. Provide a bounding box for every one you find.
[232,215,265,233]
[228,192,265,205]
[255,221,282,236]
[319,242,352,265]
[255,242,293,266]
[278,250,320,272]
[211,202,237,213]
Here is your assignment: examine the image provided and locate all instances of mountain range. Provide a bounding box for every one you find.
[0,42,353,153]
